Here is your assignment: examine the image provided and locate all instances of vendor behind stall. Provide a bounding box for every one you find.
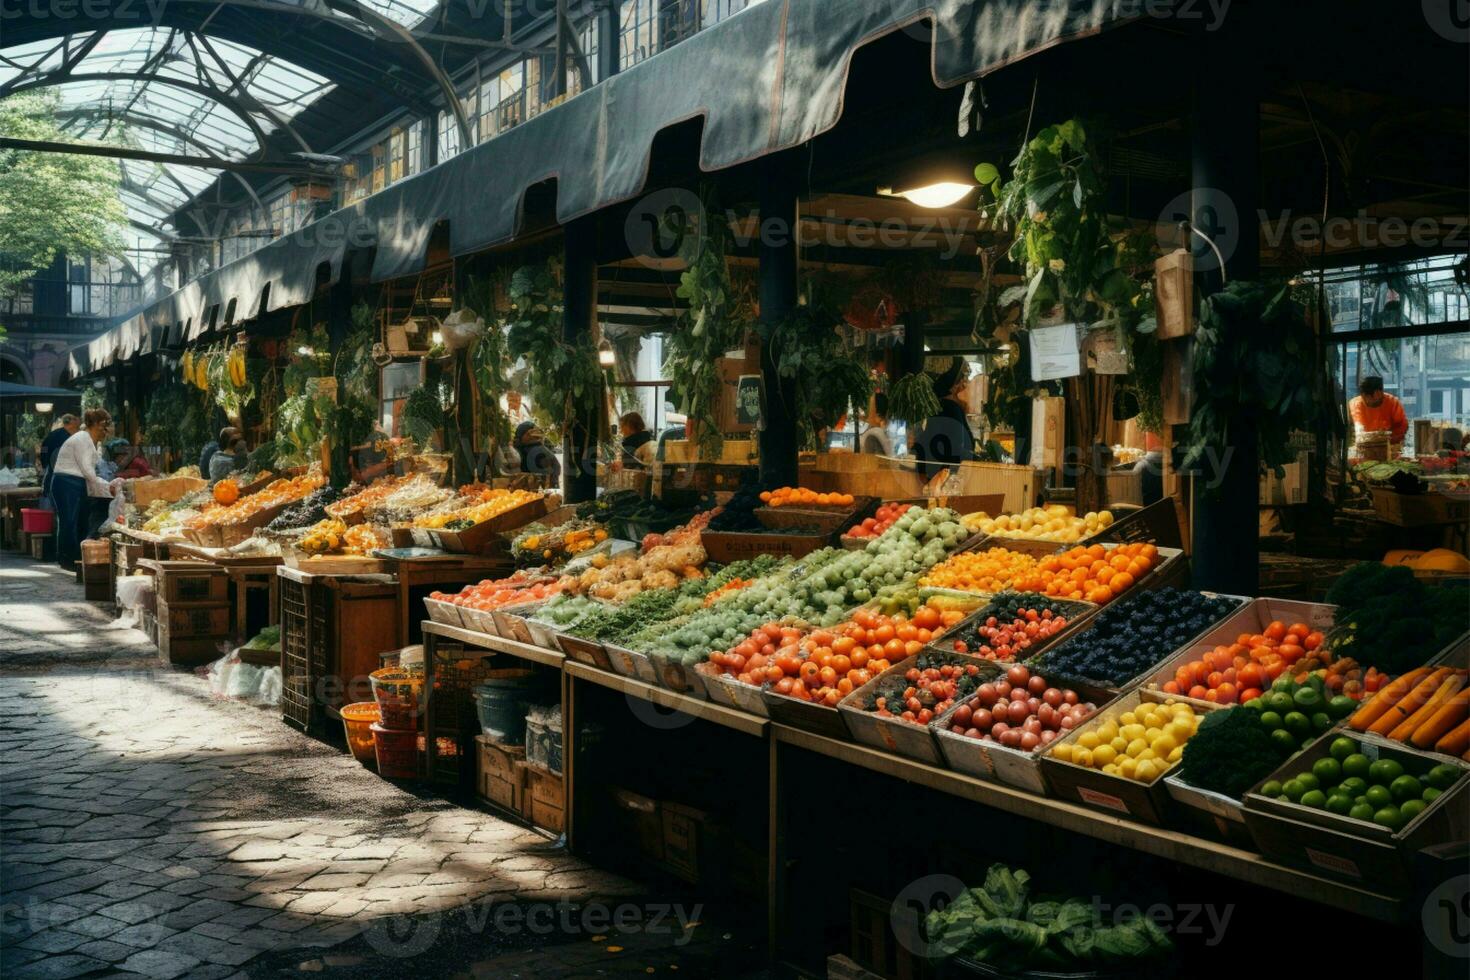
[1349,376,1407,446]
[515,421,562,488]
[200,426,240,476]
[912,358,976,477]
[208,437,250,481]
[615,412,655,470]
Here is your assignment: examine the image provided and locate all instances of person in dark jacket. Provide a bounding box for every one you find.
[615,412,655,471]
[514,421,562,488]
[912,359,975,477]
[39,414,81,499]
[199,426,240,477]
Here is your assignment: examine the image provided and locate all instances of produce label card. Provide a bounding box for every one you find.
[1076,785,1130,814]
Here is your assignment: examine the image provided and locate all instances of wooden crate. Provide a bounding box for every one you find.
[279,572,399,733]
[476,736,526,813]
[660,801,707,883]
[27,533,54,561]
[1371,489,1469,527]
[517,761,565,833]
[1039,690,1218,825]
[662,438,756,465]
[142,560,228,604]
[128,476,206,508]
[156,612,227,666]
[84,578,112,601]
[157,598,230,638]
[701,529,833,562]
[431,493,557,554]
[849,888,926,980]
[610,787,664,862]
[1241,737,1469,892]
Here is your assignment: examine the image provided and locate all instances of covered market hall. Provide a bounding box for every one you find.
[0,1,1467,978]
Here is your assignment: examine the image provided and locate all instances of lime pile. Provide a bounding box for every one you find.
[1243,675,1358,753]
[1259,736,1462,831]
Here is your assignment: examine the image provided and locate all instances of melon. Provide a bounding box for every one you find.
[1410,549,1470,574]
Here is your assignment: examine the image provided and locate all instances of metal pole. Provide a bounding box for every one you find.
[758,153,800,490]
[562,217,600,503]
[1188,12,1260,596]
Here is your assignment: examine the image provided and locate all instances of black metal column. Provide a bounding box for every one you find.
[562,217,600,503]
[1189,14,1260,595]
[758,153,800,490]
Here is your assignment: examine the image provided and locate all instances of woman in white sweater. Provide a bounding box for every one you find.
[50,408,119,569]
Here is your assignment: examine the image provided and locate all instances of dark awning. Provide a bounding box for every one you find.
[71,0,1132,377]
[0,382,84,400]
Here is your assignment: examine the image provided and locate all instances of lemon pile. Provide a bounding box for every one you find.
[1051,699,1200,784]
[962,504,1114,543]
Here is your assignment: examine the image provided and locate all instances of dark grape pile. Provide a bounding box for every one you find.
[1029,588,1243,685]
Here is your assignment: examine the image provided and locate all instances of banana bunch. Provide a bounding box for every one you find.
[227,346,248,388]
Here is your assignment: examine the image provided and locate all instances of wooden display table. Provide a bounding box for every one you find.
[169,541,282,641]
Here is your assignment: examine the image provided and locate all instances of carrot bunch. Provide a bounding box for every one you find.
[1348,665,1470,759]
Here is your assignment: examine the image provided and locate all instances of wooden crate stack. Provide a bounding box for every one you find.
[80,539,112,601]
[146,560,230,665]
[475,735,565,833]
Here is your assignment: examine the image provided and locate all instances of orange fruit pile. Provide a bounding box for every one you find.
[919,546,1039,594]
[758,487,855,508]
[1014,542,1155,605]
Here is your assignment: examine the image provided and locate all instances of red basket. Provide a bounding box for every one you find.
[21,509,54,534]
[371,722,419,779]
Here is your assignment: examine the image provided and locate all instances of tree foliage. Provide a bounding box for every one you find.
[0,92,127,297]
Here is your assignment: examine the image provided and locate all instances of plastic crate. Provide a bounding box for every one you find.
[426,642,519,787]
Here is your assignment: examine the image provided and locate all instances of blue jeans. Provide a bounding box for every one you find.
[52,473,87,567]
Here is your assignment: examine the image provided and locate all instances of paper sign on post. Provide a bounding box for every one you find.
[1029,324,1083,381]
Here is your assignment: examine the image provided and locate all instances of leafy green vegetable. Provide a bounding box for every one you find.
[1324,562,1469,673]
[1178,706,1281,798]
[924,864,1172,970]
[887,372,941,425]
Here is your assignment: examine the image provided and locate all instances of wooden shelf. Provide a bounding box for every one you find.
[771,724,1407,923]
[421,620,565,668]
[565,661,769,738]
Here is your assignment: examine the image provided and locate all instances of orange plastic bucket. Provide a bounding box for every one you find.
[340,702,380,765]
[371,722,419,779]
[369,668,423,730]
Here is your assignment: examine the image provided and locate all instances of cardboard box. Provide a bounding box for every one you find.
[660,802,706,883]
[1029,396,1066,471]
[1154,249,1194,339]
[476,736,526,814]
[611,788,664,862]
[517,761,565,834]
[1260,452,1309,506]
[1160,339,1193,425]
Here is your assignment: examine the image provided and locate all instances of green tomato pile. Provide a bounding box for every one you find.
[629,508,969,665]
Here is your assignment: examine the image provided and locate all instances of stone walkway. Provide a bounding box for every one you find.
[0,555,763,979]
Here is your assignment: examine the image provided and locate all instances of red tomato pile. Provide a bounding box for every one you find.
[874,659,983,725]
[1157,619,1375,705]
[845,503,915,540]
[946,665,1097,751]
[433,572,559,611]
[952,607,1071,661]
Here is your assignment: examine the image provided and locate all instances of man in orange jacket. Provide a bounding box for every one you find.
[1349,376,1408,444]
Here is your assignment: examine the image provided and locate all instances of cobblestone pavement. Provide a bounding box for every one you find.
[1,556,765,978]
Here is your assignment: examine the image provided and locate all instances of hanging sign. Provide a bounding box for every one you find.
[1029,324,1083,381]
[735,375,763,426]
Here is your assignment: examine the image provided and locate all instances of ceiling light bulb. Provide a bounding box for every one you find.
[35,402,52,413]
[897,182,975,209]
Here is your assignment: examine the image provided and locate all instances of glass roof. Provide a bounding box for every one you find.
[0,0,437,281]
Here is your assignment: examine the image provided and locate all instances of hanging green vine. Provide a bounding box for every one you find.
[271,313,374,469]
[506,258,601,441]
[141,383,193,453]
[975,119,1163,432]
[1183,280,1329,485]
[756,293,872,451]
[464,272,513,450]
[660,192,755,460]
